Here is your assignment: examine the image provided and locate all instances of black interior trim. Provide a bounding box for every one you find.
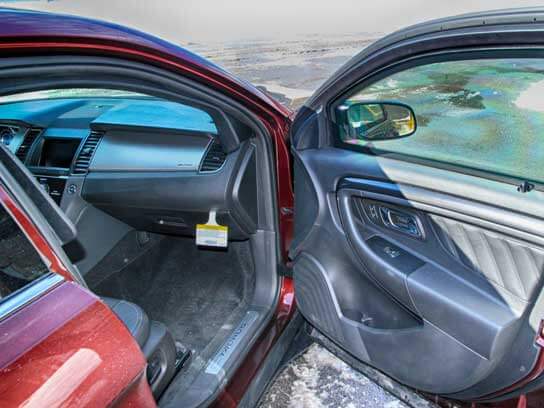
[0,143,76,245]
[0,55,279,235]
[339,176,544,247]
[82,141,257,239]
[290,145,544,399]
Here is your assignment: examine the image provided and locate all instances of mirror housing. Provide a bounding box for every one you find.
[337,101,416,141]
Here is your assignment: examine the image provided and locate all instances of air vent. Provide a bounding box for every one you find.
[72,131,103,175]
[15,128,41,162]
[200,139,227,172]
[0,125,19,146]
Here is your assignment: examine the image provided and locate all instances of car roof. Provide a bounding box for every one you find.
[0,8,291,119]
[307,7,544,107]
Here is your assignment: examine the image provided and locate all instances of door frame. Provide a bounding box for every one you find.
[291,9,544,403]
[0,176,154,407]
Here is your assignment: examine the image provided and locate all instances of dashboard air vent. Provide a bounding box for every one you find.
[72,131,104,175]
[200,139,226,172]
[15,128,41,162]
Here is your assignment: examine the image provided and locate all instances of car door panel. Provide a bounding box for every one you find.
[291,147,544,398]
[0,280,154,407]
[0,144,155,406]
[339,189,524,356]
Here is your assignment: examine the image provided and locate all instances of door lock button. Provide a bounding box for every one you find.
[367,236,425,275]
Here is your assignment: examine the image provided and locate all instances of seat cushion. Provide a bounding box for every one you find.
[103,297,150,348]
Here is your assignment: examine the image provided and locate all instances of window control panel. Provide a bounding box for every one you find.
[367,236,425,274]
[362,200,423,239]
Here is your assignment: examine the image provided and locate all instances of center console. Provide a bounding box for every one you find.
[38,138,81,168]
[35,175,68,205]
[27,136,84,205]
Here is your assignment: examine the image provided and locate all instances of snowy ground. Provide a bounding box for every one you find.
[259,344,414,408]
[183,33,381,110]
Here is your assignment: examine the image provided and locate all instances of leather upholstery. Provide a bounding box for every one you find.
[103,297,150,347]
[430,214,544,301]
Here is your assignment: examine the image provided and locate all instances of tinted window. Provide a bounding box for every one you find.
[0,88,218,135]
[0,204,49,301]
[338,58,544,183]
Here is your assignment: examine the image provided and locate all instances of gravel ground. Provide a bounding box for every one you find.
[259,344,412,408]
[184,34,380,110]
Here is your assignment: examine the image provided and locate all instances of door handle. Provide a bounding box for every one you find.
[379,206,422,238]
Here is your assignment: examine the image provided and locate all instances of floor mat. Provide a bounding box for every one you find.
[259,344,430,408]
[92,235,255,357]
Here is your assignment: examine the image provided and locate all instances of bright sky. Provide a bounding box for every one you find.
[2,0,544,43]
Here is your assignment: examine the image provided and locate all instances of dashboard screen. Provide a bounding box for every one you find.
[39,138,81,168]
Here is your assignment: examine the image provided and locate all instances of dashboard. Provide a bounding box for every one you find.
[0,97,258,243]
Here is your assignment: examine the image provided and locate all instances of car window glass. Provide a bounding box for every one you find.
[0,88,218,135]
[337,58,544,183]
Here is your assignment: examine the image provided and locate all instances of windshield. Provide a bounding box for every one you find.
[0,89,150,104]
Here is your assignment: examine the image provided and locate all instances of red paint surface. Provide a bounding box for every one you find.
[0,39,295,258]
[0,282,154,407]
[0,184,72,281]
[211,277,296,408]
[0,184,153,406]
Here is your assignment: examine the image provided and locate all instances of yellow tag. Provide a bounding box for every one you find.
[196,210,228,247]
[197,224,228,232]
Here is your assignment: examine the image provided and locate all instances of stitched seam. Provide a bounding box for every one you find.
[456,223,480,272]
[479,231,506,289]
[503,240,526,299]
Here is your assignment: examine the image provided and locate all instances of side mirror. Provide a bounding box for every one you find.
[337,102,416,141]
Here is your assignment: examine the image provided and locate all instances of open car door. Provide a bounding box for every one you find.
[290,9,544,403]
[0,144,154,407]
